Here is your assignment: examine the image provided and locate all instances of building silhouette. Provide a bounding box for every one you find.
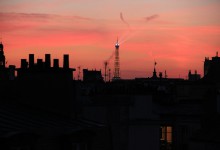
[188,70,201,81]
[0,48,110,150]
[203,52,220,82]
[0,42,220,150]
[83,69,103,82]
[0,42,16,80]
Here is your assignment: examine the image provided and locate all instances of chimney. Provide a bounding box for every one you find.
[53,59,59,68]
[188,70,191,75]
[37,59,43,68]
[159,72,162,79]
[21,59,28,69]
[45,54,51,68]
[29,54,34,68]
[9,65,15,80]
[63,54,69,69]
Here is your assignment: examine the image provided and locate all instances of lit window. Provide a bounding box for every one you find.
[160,126,172,150]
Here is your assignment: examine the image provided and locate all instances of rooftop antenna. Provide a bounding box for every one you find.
[165,70,167,78]
[108,68,111,82]
[77,66,81,80]
[104,61,108,82]
[154,60,157,68]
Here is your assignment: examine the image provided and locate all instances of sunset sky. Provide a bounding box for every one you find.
[1,0,220,79]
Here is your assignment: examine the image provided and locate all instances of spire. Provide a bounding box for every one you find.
[0,33,2,44]
[154,60,157,72]
[0,40,5,67]
[152,60,158,79]
[115,37,119,47]
[0,40,3,49]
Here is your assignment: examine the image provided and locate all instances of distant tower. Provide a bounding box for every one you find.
[113,38,120,79]
[104,61,108,82]
[152,61,157,79]
[0,42,5,68]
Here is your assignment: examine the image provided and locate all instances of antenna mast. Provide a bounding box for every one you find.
[77,66,81,80]
[113,38,120,80]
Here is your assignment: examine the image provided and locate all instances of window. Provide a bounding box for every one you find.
[160,126,172,150]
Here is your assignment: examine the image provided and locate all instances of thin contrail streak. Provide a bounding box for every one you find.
[120,12,130,27]
[145,14,159,22]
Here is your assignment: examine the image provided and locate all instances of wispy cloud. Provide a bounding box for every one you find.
[0,12,92,22]
[0,12,114,51]
[145,14,159,22]
[0,12,99,34]
[1,0,220,79]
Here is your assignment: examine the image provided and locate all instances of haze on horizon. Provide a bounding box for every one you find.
[1,0,220,79]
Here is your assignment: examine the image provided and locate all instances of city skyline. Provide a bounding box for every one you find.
[1,0,220,79]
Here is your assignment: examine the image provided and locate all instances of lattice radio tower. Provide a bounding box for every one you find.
[113,38,120,79]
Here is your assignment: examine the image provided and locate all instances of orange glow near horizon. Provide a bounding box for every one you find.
[1,0,220,79]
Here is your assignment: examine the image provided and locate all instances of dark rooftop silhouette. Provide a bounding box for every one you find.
[0,41,220,150]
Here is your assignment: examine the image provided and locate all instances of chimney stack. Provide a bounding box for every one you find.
[45,54,51,68]
[9,65,15,80]
[29,54,34,68]
[37,59,43,68]
[53,59,59,68]
[63,54,69,69]
[21,59,28,69]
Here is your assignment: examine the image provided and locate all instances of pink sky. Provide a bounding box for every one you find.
[1,0,220,79]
